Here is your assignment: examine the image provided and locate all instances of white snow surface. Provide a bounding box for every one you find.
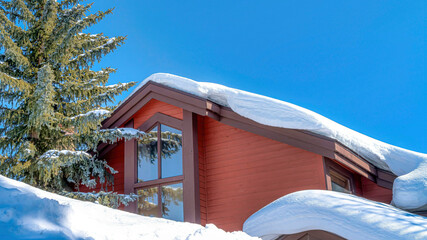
[0,175,259,240]
[125,73,427,209]
[70,109,110,120]
[243,190,427,240]
[40,150,91,159]
[101,127,146,139]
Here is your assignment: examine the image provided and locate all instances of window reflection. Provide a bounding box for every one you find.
[137,126,158,182]
[136,122,184,221]
[160,125,183,178]
[136,183,184,221]
[137,187,159,217]
[161,183,184,221]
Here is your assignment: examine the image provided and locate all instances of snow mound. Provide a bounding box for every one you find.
[0,175,259,240]
[243,190,427,240]
[127,73,427,210]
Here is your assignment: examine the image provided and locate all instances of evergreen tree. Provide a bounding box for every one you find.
[0,0,143,207]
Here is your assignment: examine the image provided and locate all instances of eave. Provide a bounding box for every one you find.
[100,81,397,188]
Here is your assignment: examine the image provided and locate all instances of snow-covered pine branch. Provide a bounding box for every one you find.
[61,191,139,209]
[0,71,31,93]
[68,36,125,69]
[81,81,135,107]
[68,108,111,134]
[0,23,30,68]
[70,109,110,120]
[27,64,56,134]
[97,128,146,144]
[0,0,35,23]
[37,149,116,191]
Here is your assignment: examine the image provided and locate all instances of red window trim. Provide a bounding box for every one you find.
[123,111,200,223]
[323,157,355,194]
[134,121,184,219]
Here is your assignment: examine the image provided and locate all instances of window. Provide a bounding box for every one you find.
[330,169,352,194]
[324,158,354,194]
[136,123,184,221]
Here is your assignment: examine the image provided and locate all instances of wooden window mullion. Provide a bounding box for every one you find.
[157,185,162,217]
[157,123,162,179]
[157,123,162,218]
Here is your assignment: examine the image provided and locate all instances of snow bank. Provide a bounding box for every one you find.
[243,190,427,240]
[126,73,427,210]
[0,175,258,240]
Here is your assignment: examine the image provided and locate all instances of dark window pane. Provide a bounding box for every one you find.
[137,126,158,182]
[161,182,184,221]
[160,125,183,178]
[330,170,351,194]
[137,187,160,217]
[331,181,351,194]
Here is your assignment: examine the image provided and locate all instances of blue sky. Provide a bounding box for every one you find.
[88,1,426,153]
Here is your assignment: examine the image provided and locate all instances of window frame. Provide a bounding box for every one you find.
[123,111,200,223]
[136,180,184,219]
[323,157,355,194]
[135,118,184,219]
[135,122,184,187]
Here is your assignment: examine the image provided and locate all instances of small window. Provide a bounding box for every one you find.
[324,158,354,194]
[330,170,352,194]
[136,123,184,221]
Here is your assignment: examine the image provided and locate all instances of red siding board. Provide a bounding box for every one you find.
[361,177,392,203]
[199,117,325,231]
[133,99,183,128]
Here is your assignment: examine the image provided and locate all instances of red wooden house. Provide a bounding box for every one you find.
[96,74,398,232]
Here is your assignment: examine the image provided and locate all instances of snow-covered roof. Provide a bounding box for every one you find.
[243,190,427,240]
[0,175,258,240]
[125,73,427,210]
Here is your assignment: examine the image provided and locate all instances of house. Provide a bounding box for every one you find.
[92,73,425,234]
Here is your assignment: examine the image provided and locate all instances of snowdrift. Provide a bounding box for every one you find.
[127,73,427,210]
[0,175,258,240]
[243,190,427,240]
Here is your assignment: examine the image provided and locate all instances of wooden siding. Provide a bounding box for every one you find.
[198,115,208,225]
[199,117,326,231]
[132,99,183,128]
[361,176,393,203]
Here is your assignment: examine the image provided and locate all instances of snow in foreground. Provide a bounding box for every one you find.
[0,175,258,240]
[243,190,427,240]
[129,73,427,210]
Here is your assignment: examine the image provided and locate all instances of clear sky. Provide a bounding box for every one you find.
[87,0,426,153]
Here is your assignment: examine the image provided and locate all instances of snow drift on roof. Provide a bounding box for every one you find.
[127,73,427,210]
[243,190,427,240]
[0,175,258,240]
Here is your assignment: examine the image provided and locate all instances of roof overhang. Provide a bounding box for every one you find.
[101,81,396,188]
